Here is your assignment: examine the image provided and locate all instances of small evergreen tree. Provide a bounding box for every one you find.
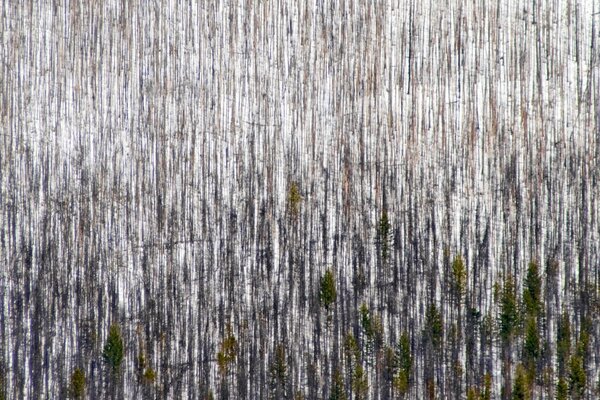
[358,304,383,355]
[424,303,444,349]
[482,373,492,400]
[512,364,529,400]
[393,332,412,396]
[343,332,360,366]
[352,363,368,400]
[319,269,337,311]
[270,342,288,395]
[68,368,86,399]
[0,363,5,400]
[575,317,591,361]
[466,387,479,400]
[287,181,302,218]
[142,367,156,384]
[103,324,125,372]
[523,317,540,372]
[557,312,571,376]
[451,255,467,300]
[499,275,518,344]
[329,368,347,400]
[377,211,392,263]
[568,355,586,399]
[217,324,238,376]
[556,377,568,400]
[523,261,542,318]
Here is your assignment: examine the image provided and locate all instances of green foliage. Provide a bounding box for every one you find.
[467,387,479,400]
[217,325,238,376]
[557,312,571,375]
[499,275,519,343]
[359,304,371,334]
[556,377,568,400]
[523,317,540,369]
[142,367,156,384]
[482,373,492,400]
[0,364,5,400]
[512,364,530,400]
[451,254,467,300]
[270,343,287,386]
[426,378,436,400]
[287,181,302,217]
[358,304,383,352]
[319,269,337,311]
[465,376,491,400]
[568,355,586,399]
[394,369,410,397]
[351,363,368,400]
[523,261,542,318]
[343,332,360,365]
[329,368,347,400]
[395,332,412,376]
[137,351,146,375]
[393,332,412,396]
[377,211,392,263]
[424,303,444,349]
[103,324,125,372]
[68,368,86,399]
[575,317,591,361]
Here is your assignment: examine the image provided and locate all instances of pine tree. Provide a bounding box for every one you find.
[424,303,443,349]
[393,332,412,396]
[499,275,518,344]
[358,304,383,356]
[482,373,492,400]
[270,343,288,398]
[451,254,467,300]
[287,181,302,218]
[568,355,586,399]
[329,368,347,400]
[319,269,337,311]
[68,368,86,399]
[556,377,568,400]
[556,313,571,377]
[512,365,529,400]
[523,261,542,318]
[103,324,125,372]
[523,317,540,372]
[351,363,368,400]
[217,325,238,376]
[376,210,392,264]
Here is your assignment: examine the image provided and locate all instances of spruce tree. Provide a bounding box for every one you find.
[499,275,518,343]
[377,210,392,264]
[568,355,586,399]
[103,324,125,372]
[319,269,337,311]
[393,332,412,396]
[68,368,86,399]
[424,304,443,349]
[512,365,529,400]
[352,363,368,400]
[329,368,347,400]
[523,261,542,318]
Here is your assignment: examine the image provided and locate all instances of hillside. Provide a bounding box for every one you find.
[1,0,599,399]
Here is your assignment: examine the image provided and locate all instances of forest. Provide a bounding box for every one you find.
[1,0,599,399]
